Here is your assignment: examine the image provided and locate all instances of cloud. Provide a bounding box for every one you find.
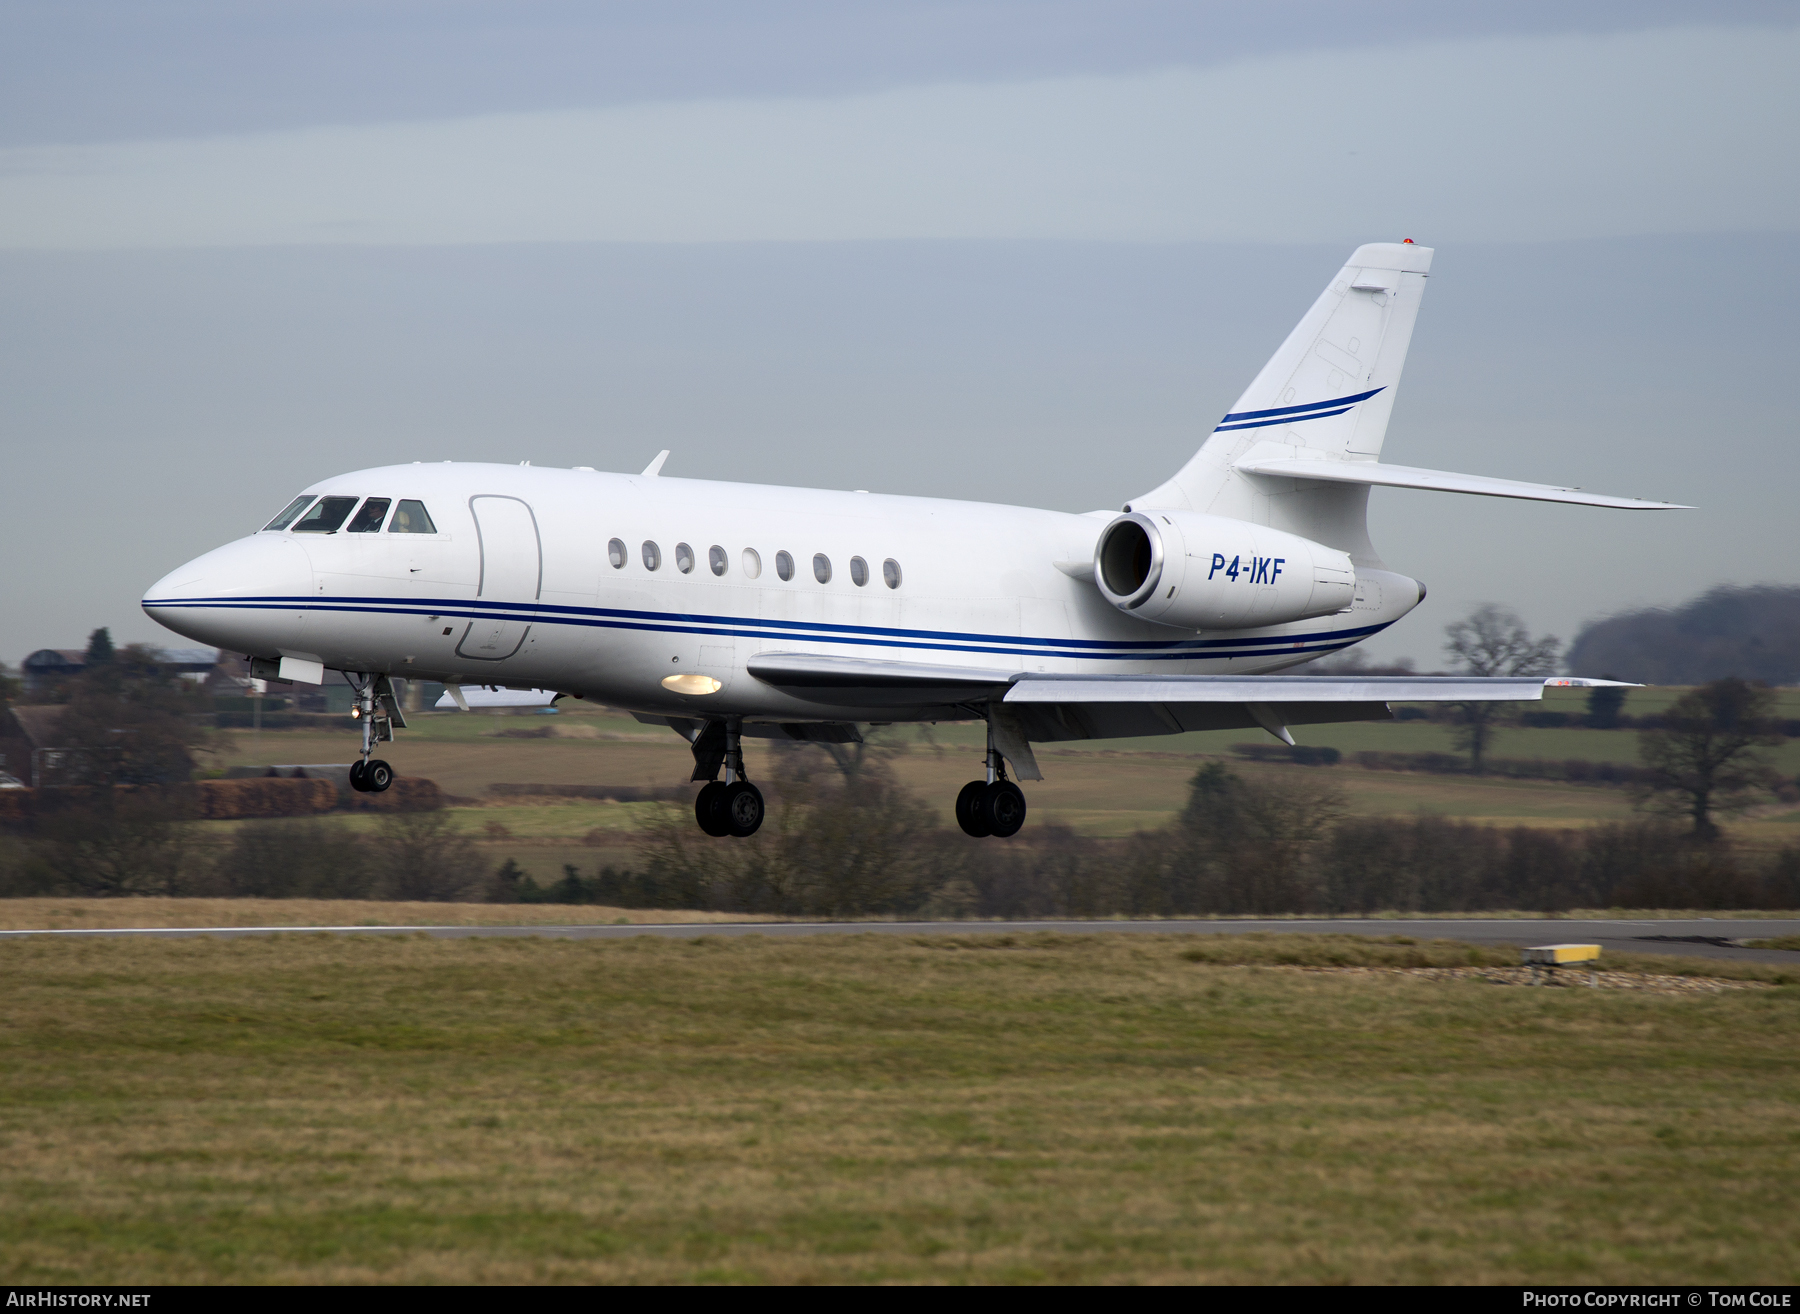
[2,25,1795,249]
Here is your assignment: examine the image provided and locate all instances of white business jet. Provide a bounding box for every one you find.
[143,242,1683,840]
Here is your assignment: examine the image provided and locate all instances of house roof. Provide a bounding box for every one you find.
[22,649,87,671]
[3,705,67,749]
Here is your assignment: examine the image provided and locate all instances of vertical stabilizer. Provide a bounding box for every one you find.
[1133,242,1433,564]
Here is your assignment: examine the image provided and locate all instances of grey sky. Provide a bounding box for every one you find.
[2,3,1797,669]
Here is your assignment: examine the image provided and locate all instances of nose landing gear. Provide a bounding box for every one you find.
[955,721,1027,838]
[692,718,764,837]
[346,673,404,794]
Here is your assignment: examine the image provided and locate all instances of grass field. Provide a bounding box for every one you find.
[8,899,1800,932]
[200,694,1800,876]
[2,931,1796,1283]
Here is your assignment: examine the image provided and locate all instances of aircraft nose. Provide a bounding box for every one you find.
[142,535,314,652]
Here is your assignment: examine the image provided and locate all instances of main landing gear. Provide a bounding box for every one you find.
[691,719,765,837]
[345,673,404,794]
[955,722,1027,838]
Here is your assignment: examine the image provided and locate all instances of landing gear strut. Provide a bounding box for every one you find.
[955,720,1026,838]
[346,673,403,793]
[693,718,764,837]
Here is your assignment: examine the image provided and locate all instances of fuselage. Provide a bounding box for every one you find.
[142,462,1423,724]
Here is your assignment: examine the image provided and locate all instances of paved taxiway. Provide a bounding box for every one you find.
[3,918,1797,964]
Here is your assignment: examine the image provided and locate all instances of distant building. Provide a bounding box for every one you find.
[20,650,86,695]
[20,645,220,695]
[0,705,69,787]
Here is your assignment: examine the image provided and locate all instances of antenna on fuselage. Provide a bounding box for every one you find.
[641,450,670,477]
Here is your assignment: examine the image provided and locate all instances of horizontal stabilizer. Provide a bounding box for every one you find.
[1231,456,1692,509]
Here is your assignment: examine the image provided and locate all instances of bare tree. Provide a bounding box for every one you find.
[1631,678,1780,840]
[1442,605,1560,772]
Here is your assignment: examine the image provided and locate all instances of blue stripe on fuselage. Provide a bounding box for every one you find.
[141,594,1392,664]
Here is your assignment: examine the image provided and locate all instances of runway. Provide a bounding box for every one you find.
[4,917,1797,964]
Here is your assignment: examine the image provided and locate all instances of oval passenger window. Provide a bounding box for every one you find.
[775,551,794,581]
[642,541,661,571]
[709,545,728,577]
[883,558,902,589]
[607,538,626,569]
[742,548,762,579]
[849,556,868,587]
[675,542,695,574]
[813,553,832,584]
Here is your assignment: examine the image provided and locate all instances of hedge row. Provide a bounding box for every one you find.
[0,776,442,824]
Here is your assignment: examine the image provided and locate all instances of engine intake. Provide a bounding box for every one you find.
[1092,511,1356,630]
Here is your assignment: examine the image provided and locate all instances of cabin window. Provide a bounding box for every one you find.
[709,545,728,577]
[345,498,391,533]
[849,556,869,587]
[292,496,359,533]
[264,495,314,532]
[883,558,902,589]
[388,500,437,534]
[775,551,794,581]
[642,540,662,571]
[742,548,762,579]
[675,542,695,574]
[813,553,832,584]
[607,538,627,569]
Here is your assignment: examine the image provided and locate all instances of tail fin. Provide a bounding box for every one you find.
[1134,242,1433,562]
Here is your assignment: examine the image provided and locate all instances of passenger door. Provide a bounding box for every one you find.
[456,496,542,662]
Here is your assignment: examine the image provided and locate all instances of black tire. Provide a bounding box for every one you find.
[724,781,765,838]
[695,781,731,836]
[955,780,992,837]
[365,759,395,793]
[348,760,369,792]
[983,780,1027,838]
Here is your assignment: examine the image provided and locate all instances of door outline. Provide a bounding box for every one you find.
[455,619,533,661]
[468,495,544,600]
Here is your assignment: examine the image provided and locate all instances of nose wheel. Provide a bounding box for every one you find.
[346,673,403,793]
[348,758,394,793]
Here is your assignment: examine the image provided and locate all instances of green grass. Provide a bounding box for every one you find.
[208,689,1800,844]
[1,932,1796,1283]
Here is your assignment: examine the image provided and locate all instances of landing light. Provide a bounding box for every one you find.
[662,674,722,695]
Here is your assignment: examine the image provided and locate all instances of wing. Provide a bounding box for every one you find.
[1002,673,1578,745]
[748,652,1626,735]
[745,652,1014,708]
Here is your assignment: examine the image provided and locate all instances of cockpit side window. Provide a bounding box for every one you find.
[345,498,392,533]
[388,500,438,534]
[264,495,315,532]
[291,496,359,533]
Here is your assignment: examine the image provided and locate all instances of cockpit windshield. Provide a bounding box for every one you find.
[291,496,359,533]
[345,498,391,533]
[263,495,314,532]
[388,500,437,534]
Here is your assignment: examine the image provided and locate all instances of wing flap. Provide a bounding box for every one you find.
[1231,456,1692,509]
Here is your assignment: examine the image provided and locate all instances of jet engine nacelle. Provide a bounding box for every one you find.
[1093,510,1356,630]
